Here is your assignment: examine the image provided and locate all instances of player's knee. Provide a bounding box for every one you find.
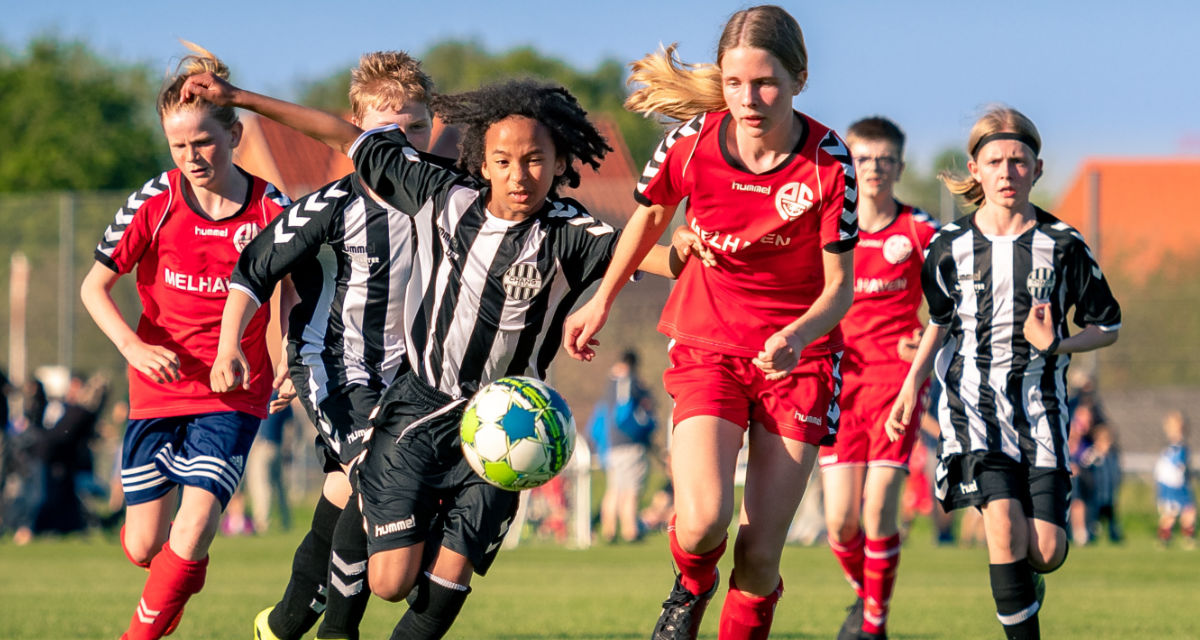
[120,526,158,567]
[369,567,416,603]
[1029,540,1068,573]
[825,516,861,544]
[675,521,727,552]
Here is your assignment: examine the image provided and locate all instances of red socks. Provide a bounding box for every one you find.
[123,543,208,640]
[718,574,783,640]
[669,518,726,596]
[829,528,866,598]
[863,534,901,636]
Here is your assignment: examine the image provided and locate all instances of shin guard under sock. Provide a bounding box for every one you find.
[123,543,207,640]
[829,528,866,599]
[269,494,342,640]
[989,560,1040,640]
[862,533,901,635]
[389,574,471,640]
[669,517,726,596]
[315,496,370,640]
[717,574,783,640]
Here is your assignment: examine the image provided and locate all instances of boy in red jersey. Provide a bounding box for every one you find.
[819,117,938,640]
[80,43,289,640]
[566,7,857,639]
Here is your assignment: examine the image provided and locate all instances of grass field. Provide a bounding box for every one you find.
[2,484,1199,639]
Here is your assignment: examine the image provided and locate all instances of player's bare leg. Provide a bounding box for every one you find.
[718,421,817,639]
[122,488,177,567]
[652,415,742,639]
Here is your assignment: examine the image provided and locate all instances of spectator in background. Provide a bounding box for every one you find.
[1080,421,1122,543]
[1068,404,1096,544]
[34,373,109,535]
[245,393,293,533]
[590,350,656,543]
[9,378,48,545]
[1155,410,1195,549]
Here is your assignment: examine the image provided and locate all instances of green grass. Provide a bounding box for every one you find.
[2,495,1199,639]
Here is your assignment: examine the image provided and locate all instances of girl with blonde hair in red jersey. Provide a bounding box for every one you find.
[81,42,289,640]
[564,6,857,638]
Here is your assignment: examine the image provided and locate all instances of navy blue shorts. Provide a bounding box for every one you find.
[120,411,260,508]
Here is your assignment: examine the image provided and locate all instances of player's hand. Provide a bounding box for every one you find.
[121,340,182,384]
[885,382,918,442]
[671,225,715,268]
[752,330,805,381]
[562,299,608,362]
[897,327,922,362]
[269,361,296,413]
[1023,303,1056,353]
[210,347,250,393]
[180,71,240,107]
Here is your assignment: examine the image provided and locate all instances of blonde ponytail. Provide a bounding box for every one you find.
[624,44,724,122]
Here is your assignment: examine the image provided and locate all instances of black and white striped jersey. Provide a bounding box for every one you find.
[922,208,1121,469]
[230,174,412,405]
[350,126,620,399]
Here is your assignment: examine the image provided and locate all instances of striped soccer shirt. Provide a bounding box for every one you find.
[922,208,1121,469]
[350,126,621,399]
[231,174,411,405]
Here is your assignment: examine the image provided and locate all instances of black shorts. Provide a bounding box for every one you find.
[357,371,519,576]
[289,350,381,473]
[936,452,1071,528]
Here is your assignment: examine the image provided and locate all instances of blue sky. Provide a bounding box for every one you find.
[4,0,1197,194]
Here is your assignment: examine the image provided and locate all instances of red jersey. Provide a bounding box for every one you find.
[839,204,938,381]
[95,169,290,419]
[635,110,858,358]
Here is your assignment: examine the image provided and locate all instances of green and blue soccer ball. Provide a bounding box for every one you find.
[460,376,576,491]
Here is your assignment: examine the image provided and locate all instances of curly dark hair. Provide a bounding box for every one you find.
[431,79,611,191]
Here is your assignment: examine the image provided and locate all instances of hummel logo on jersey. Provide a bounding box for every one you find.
[775,182,815,221]
[503,263,544,301]
[195,226,228,237]
[374,515,416,537]
[731,181,771,195]
[958,480,979,494]
[793,411,822,426]
[1026,267,1056,301]
[344,245,380,266]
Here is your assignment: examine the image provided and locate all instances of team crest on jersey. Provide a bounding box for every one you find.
[232,223,261,253]
[1026,267,1056,301]
[774,182,815,221]
[502,263,543,301]
[882,234,914,264]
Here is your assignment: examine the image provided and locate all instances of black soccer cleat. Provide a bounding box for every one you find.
[651,571,719,640]
[837,597,864,640]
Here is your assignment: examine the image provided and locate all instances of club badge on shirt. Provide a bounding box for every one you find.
[503,263,543,301]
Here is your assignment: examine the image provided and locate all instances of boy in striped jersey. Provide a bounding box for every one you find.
[184,75,678,639]
[888,107,1120,640]
[821,117,938,640]
[203,52,438,640]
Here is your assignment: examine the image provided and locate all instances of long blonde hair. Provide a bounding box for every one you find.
[939,106,1042,208]
[625,5,807,121]
[156,41,237,131]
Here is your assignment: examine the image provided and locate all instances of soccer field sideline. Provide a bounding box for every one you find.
[1,522,1198,640]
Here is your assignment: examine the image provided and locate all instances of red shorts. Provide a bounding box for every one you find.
[663,342,842,446]
[818,378,924,469]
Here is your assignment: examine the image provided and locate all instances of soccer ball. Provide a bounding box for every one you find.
[460,376,576,491]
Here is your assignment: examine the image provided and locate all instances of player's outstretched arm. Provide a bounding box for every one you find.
[80,263,181,384]
[181,72,362,154]
[564,203,672,361]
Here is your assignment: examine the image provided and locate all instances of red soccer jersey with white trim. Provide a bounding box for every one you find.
[94,168,289,419]
[839,204,938,381]
[635,110,858,358]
